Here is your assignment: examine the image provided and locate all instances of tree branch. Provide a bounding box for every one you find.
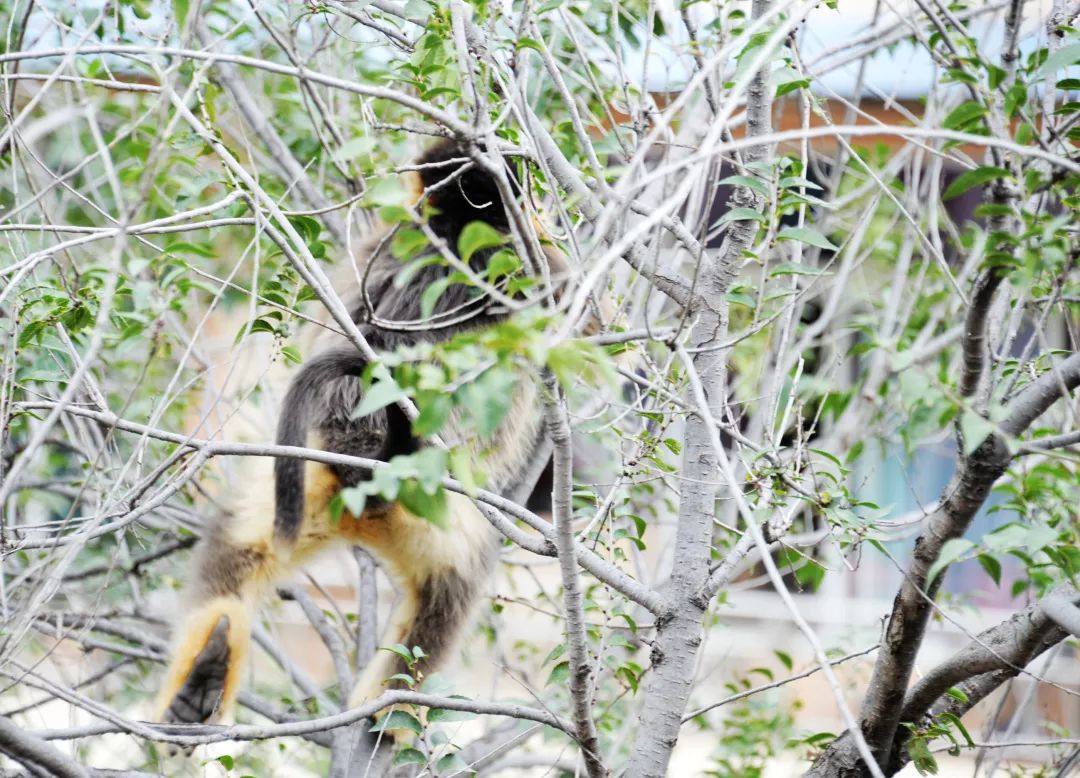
[544,379,607,778]
[810,351,1080,775]
[11,401,665,613]
[0,715,89,778]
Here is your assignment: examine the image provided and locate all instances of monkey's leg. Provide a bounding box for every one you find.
[154,524,276,725]
[159,454,388,726]
[155,460,342,724]
[343,494,496,707]
[155,593,256,725]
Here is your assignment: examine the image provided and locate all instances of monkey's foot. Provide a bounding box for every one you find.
[162,616,231,724]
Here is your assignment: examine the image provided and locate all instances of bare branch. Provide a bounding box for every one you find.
[0,715,89,778]
[544,379,607,778]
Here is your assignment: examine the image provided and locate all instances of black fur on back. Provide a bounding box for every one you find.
[273,140,521,542]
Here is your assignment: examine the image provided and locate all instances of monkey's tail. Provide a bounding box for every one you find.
[274,348,411,542]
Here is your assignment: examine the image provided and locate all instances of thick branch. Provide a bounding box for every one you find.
[1039,589,1080,638]
[810,354,1080,776]
[0,715,89,778]
[899,589,1075,725]
[1001,352,1080,436]
[810,591,1072,776]
[957,270,1005,399]
[623,3,773,775]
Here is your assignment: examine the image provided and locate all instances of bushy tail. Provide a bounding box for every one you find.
[274,349,371,542]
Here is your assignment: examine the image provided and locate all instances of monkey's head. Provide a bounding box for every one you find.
[410,139,522,247]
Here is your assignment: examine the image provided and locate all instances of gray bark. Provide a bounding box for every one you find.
[545,381,607,777]
[807,353,1080,777]
[622,4,772,774]
[0,715,89,778]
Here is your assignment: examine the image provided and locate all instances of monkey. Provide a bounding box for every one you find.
[154,140,565,729]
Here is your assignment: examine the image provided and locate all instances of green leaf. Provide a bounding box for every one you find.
[943,101,987,130]
[959,410,996,455]
[458,221,506,262]
[717,207,766,224]
[336,136,376,162]
[370,709,423,735]
[407,448,449,492]
[795,559,826,591]
[778,175,823,191]
[280,345,301,364]
[449,447,478,497]
[353,378,408,419]
[385,643,414,664]
[397,481,449,526]
[543,643,566,665]
[942,166,1010,200]
[413,393,452,436]
[340,487,368,517]
[977,554,1002,586]
[776,226,838,251]
[392,228,429,260]
[485,249,521,281]
[1004,82,1026,118]
[288,215,322,244]
[1039,42,1080,75]
[927,538,975,588]
[459,367,515,438]
[428,706,475,722]
[214,755,235,770]
[435,753,471,774]
[546,660,570,686]
[366,176,407,208]
[908,735,939,775]
[420,277,452,321]
[717,174,769,194]
[173,0,189,26]
[939,712,975,748]
[774,650,793,670]
[769,261,829,277]
[726,291,756,309]
[393,748,427,767]
[944,686,969,704]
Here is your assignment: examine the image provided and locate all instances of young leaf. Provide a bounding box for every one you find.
[393,748,427,767]
[942,166,1010,200]
[1039,42,1080,75]
[717,174,769,194]
[370,709,423,735]
[977,554,1002,586]
[770,261,829,277]
[435,753,470,773]
[943,101,987,130]
[926,538,975,588]
[546,660,570,686]
[428,706,474,722]
[959,410,996,455]
[458,221,506,262]
[777,226,838,251]
[353,378,408,419]
[397,481,449,526]
[717,207,766,224]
